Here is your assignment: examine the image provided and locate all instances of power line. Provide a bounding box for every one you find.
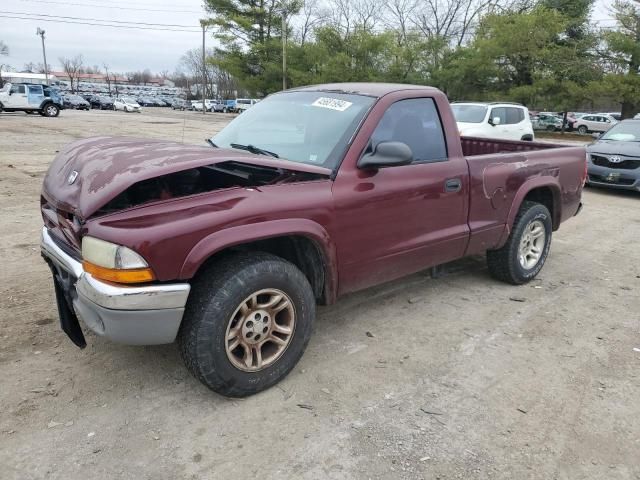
[0,14,203,32]
[18,0,203,14]
[0,10,202,28]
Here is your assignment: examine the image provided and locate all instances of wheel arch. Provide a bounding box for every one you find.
[180,219,338,305]
[498,180,561,248]
[511,182,561,228]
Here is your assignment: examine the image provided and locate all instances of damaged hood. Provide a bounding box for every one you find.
[42,136,332,219]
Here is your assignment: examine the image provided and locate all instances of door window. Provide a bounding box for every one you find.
[370,98,447,163]
[490,107,508,125]
[10,85,26,94]
[505,107,525,124]
[28,85,43,95]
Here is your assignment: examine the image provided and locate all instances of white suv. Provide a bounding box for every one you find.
[451,102,534,141]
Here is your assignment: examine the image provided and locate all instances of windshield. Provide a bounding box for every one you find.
[211,91,375,169]
[451,104,488,123]
[600,122,640,142]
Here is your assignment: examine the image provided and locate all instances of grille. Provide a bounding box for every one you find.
[41,196,82,252]
[589,174,635,186]
[591,154,640,170]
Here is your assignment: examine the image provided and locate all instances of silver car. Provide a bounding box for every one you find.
[575,114,617,135]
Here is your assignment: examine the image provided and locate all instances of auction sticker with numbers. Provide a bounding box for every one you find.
[311,97,353,112]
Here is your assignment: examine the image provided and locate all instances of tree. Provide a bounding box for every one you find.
[592,0,640,118]
[204,0,302,95]
[59,55,84,93]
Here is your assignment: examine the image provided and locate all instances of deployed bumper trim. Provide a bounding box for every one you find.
[40,227,190,344]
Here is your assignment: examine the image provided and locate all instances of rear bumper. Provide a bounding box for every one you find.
[40,227,190,345]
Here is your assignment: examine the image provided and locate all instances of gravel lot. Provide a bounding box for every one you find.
[1,108,639,480]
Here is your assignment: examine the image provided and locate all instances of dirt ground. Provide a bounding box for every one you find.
[1,108,639,480]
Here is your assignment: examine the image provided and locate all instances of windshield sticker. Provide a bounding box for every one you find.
[312,97,353,112]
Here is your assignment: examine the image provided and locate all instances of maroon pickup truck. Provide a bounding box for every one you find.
[41,83,586,396]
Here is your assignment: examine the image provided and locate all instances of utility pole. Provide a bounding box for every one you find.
[36,28,49,85]
[200,19,207,115]
[282,12,287,91]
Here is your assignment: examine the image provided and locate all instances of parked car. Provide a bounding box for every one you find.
[574,114,617,134]
[114,96,142,113]
[171,98,188,110]
[40,83,586,397]
[63,94,90,111]
[89,96,115,110]
[452,102,534,141]
[136,97,153,107]
[209,100,227,112]
[586,120,640,191]
[235,98,259,113]
[224,99,236,112]
[599,112,622,121]
[191,100,204,112]
[0,82,63,117]
[532,113,563,131]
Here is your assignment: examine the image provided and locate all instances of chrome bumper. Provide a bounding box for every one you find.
[40,227,191,344]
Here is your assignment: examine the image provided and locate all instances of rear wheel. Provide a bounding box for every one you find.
[487,201,552,285]
[42,103,60,117]
[179,252,315,397]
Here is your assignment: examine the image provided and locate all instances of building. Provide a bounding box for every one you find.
[0,72,57,85]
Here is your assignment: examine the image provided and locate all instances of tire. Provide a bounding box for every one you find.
[42,103,60,117]
[546,125,555,132]
[179,252,316,397]
[577,125,588,135]
[487,201,552,285]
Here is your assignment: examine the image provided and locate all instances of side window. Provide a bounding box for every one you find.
[370,98,447,163]
[505,107,524,124]
[490,107,508,125]
[10,85,26,94]
[583,115,592,121]
[28,85,42,95]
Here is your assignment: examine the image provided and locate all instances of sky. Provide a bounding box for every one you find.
[0,0,210,73]
[0,0,616,75]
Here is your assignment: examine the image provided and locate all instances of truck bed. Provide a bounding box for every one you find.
[460,136,585,257]
[461,136,567,156]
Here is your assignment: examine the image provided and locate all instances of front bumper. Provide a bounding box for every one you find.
[40,227,190,345]
[587,164,640,191]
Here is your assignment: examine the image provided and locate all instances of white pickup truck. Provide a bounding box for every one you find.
[0,82,63,117]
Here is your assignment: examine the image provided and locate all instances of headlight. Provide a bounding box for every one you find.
[81,236,155,284]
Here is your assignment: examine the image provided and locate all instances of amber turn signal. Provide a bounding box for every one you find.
[83,261,155,284]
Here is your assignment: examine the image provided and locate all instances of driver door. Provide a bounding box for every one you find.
[332,97,470,294]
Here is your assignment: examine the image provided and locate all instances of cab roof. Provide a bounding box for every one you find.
[289,82,442,98]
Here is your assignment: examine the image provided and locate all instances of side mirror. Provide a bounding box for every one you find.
[8,90,13,95]
[490,116,501,126]
[592,132,602,139]
[358,141,413,170]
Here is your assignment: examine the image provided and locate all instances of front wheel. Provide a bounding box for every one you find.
[577,125,588,135]
[179,252,315,397]
[487,201,552,285]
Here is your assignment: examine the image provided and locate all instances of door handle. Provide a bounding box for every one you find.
[444,178,462,192]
